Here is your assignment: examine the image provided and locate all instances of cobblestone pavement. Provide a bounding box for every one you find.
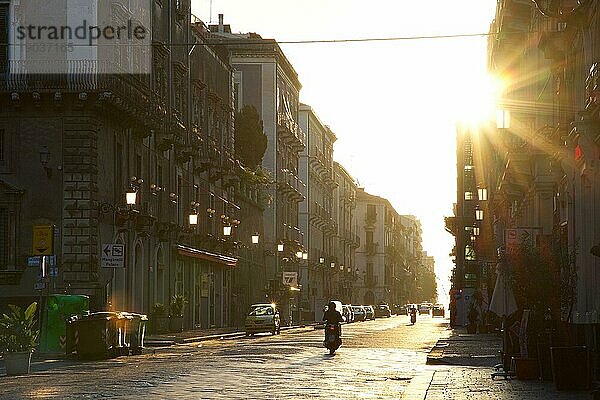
[403,367,592,400]
[403,326,593,400]
[0,315,447,399]
[1,316,593,399]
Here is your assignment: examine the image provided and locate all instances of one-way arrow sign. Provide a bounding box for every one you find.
[101,244,125,268]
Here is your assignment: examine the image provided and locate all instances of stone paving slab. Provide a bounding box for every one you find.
[412,327,595,399]
[427,330,502,367]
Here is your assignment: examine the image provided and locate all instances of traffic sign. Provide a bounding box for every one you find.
[32,225,53,255]
[101,244,125,268]
[282,271,298,287]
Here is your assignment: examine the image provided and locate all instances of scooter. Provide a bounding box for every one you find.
[410,309,417,325]
[323,323,341,355]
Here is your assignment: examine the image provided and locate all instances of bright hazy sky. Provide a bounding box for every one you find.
[192,0,498,304]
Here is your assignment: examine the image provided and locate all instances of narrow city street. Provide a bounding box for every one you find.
[0,315,450,399]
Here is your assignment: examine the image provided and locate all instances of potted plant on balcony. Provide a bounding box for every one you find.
[169,295,187,332]
[150,303,169,334]
[0,302,39,376]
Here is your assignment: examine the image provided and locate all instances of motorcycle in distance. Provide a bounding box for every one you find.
[410,308,417,325]
[323,323,342,355]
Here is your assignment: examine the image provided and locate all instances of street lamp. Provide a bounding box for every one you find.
[475,209,484,221]
[125,190,137,205]
[478,188,488,201]
[189,201,200,225]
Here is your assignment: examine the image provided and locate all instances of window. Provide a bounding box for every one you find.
[366,230,373,246]
[366,204,376,221]
[464,191,474,200]
[366,262,373,277]
[177,175,182,225]
[115,143,123,201]
[0,207,8,270]
[175,259,184,294]
[136,154,142,179]
[0,129,4,162]
[0,3,7,74]
[465,245,475,261]
[233,71,242,111]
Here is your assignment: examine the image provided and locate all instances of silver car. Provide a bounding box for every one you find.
[352,305,366,321]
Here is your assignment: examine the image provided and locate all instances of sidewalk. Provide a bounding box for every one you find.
[145,323,316,346]
[403,327,594,399]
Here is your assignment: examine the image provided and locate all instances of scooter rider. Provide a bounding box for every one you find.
[323,301,344,338]
[410,307,417,324]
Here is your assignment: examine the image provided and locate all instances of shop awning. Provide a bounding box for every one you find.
[176,245,238,267]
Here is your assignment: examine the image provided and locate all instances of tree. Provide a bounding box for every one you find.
[234,105,267,170]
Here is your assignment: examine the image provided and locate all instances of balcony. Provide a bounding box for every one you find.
[310,201,332,230]
[366,242,379,256]
[365,213,377,226]
[585,62,600,116]
[444,216,458,236]
[277,169,305,202]
[277,112,305,151]
[309,147,328,175]
[3,61,168,132]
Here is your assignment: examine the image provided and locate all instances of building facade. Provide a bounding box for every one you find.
[0,3,240,329]
[444,0,600,375]
[355,188,408,306]
[298,103,337,319]
[211,16,306,323]
[331,162,359,304]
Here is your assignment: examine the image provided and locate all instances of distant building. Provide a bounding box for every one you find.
[298,104,337,319]
[332,162,359,304]
[399,215,424,303]
[422,251,435,274]
[355,188,405,305]
[211,15,306,323]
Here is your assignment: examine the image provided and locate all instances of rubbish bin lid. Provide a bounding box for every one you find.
[121,312,148,320]
[80,311,123,320]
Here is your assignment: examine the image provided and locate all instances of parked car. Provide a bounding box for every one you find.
[342,304,354,323]
[364,305,375,320]
[352,305,366,321]
[432,304,445,318]
[375,304,392,318]
[393,304,407,315]
[419,303,432,315]
[245,303,280,336]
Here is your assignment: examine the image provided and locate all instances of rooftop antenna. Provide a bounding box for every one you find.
[209,0,213,24]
